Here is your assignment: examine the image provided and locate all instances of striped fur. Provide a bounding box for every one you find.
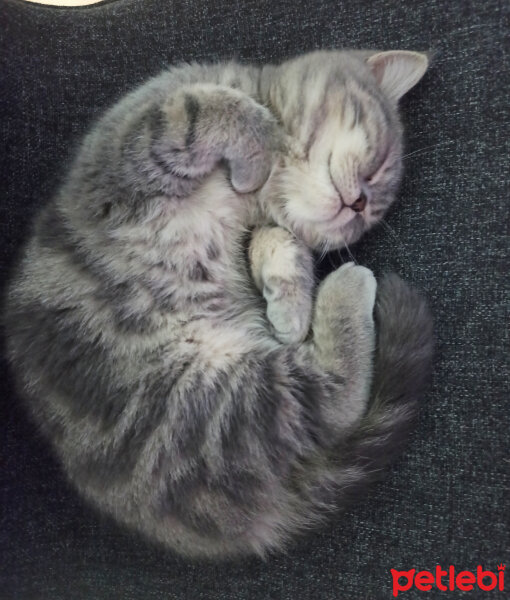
[3,50,432,558]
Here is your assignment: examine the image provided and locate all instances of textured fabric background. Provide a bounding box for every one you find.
[0,0,508,598]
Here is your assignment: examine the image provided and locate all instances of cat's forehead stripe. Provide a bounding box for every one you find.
[287,67,392,160]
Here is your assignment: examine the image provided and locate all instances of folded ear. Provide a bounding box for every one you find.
[366,51,429,103]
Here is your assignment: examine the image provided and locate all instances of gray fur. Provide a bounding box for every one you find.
[3,50,432,558]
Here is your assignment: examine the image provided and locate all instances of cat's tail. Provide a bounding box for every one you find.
[306,273,434,511]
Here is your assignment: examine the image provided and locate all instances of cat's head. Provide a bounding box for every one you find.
[259,50,429,250]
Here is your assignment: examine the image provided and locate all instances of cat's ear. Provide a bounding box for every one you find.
[366,51,429,103]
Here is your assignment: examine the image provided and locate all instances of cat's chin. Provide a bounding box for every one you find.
[294,214,367,252]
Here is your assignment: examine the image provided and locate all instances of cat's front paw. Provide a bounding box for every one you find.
[230,154,274,194]
[228,105,284,193]
[264,278,312,344]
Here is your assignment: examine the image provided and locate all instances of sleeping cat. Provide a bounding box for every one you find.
[4,50,433,558]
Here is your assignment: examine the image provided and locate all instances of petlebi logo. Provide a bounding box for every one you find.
[391,564,505,597]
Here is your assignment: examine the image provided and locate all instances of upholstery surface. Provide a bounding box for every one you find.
[1,0,508,597]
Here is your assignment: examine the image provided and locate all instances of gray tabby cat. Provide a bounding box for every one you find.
[4,50,433,558]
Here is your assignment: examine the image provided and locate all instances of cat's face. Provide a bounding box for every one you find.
[260,50,428,251]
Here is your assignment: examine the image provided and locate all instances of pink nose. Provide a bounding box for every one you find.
[350,193,367,213]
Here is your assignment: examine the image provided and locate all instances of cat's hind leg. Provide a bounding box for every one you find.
[303,262,377,432]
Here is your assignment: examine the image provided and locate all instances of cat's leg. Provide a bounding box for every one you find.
[249,226,314,344]
[122,83,284,198]
[304,262,377,430]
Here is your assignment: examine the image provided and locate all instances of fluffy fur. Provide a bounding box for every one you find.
[4,50,433,558]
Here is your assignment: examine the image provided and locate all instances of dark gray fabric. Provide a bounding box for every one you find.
[0,0,508,598]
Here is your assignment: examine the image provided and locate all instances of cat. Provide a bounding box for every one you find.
[3,50,434,558]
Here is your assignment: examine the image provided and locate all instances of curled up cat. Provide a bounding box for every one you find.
[4,50,434,558]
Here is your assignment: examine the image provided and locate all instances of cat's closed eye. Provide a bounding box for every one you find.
[366,147,391,184]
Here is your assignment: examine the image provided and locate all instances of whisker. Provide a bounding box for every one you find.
[327,250,341,271]
[401,139,453,161]
[317,240,329,264]
[343,238,358,265]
